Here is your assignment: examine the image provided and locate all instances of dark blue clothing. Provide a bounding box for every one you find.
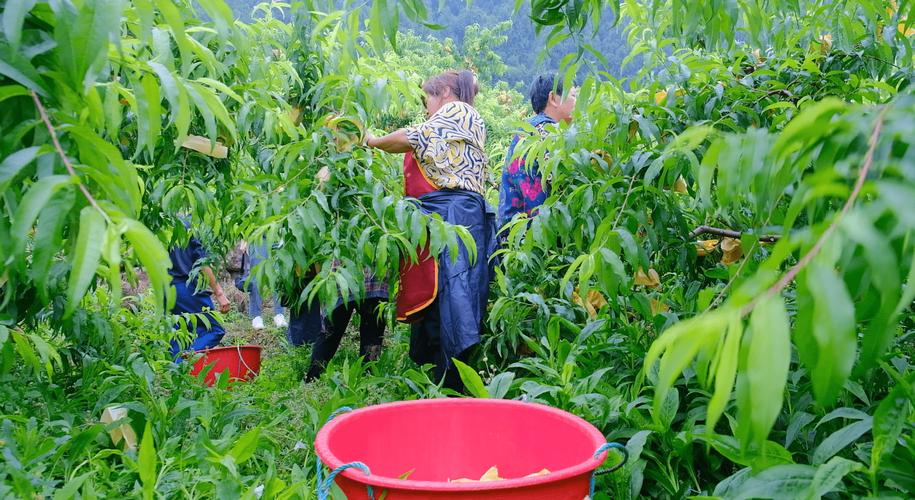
[408,189,496,373]
[168,233,223,358]
[286,298,322,347]
[168,236,209,294]
[169,281,225,356]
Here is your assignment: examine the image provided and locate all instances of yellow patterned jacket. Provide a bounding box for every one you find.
[405,101,488,195]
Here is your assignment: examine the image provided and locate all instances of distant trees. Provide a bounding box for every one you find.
[397,0,635,86]
[224,0,635,87]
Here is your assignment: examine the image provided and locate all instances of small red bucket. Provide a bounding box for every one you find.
[190,345,262,386]
[315,399,624,499]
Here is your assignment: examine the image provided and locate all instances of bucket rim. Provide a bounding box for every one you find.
[193,344,263,354]
[314,398,609,492]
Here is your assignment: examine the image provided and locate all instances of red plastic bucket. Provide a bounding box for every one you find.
[190,345,262,386]
[315,399,620,499]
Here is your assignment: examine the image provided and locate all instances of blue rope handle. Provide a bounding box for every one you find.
[326,406,354,424]
[316,407,375,500]
[589,442,629,497]
[316,407,354,490]
[318,462,374,500]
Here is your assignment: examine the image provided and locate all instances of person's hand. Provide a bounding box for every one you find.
[362,132,375,148]
[238,240,248,252]
[214,292,230,314]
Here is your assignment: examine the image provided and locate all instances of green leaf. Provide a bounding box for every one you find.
[657,386,679,429]
[811,417,872,465]
[740,295,790,452]
[0,146,47,192]
[123,219,173,311]
[486,372,514,399]
[870,373,913,472]
[9,175,72,260]
[0,84,30,103]
[11,329,42,374]
[195,77,243,104]
[104,82,123,139]
[138,422,156,500]
[2,0,37,48]
[729,464,815,500]
[52,472,93,500]
[148,62,190,142]
[647,310,730,423]
[706,313,742,434]
[65,207,106,317]
[804,262,856,406]
[189,81,236,140]
[771,98,845,161]
[816,407,868,427]
[153,0,192,75]
[102,223,122,305]
[26,332,61,377]
[701,434,794,469]
[804,456,863,499]
[136,73,161,158]
[31,187,75,299]
[0,40,47,95]
[452,358,488,398]
[133,0,155,44]
[195,0,234,40]
[64,124,140,215]
[892,248,915,321]
[228,427,261,465]
[381,0,399,51]
[842,213,900,372]
[57,0,125,89]
[185,82,224,143]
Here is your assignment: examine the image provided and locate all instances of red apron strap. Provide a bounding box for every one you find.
[403,151,437,198]
[397,152,438,322]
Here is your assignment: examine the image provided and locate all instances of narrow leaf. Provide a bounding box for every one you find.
[811,418,872,465]
[228,427,261,465]
[138,422,156,500]
[66,207,106,317]
[741,295,790,452]
[10,175,72,259]
[452,358,488,398]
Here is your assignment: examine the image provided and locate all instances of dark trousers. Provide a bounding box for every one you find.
[305,298,385,381]
[409,300,470,392]
[286,298,322,347]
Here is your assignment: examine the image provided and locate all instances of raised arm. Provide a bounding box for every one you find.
[202,266,230,313]
[365,129,412,153]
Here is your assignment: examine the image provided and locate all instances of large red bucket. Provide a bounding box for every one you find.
[314,399,622,499]
[190,345,262,386]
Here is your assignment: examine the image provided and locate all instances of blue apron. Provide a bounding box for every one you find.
[409,189,497,366]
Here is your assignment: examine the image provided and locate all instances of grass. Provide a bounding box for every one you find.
[214,305,421,477]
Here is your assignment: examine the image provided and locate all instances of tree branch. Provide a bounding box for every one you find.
[612,175,638,229]
[31,91,110,222]
[689,225,780,243]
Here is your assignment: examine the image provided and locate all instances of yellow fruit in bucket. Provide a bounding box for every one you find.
[449,466,551,483]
